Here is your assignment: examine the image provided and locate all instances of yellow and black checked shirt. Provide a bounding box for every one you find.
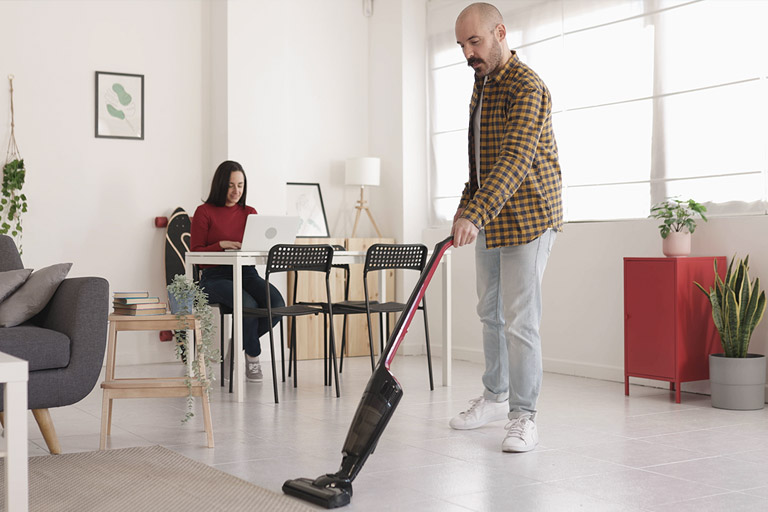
[459,51,563,248]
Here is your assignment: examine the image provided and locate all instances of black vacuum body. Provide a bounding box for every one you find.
[283,237,453,508]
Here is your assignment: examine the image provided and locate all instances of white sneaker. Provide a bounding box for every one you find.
[502,412,538,452]
[246,355,263,382]
[449,396,508,430]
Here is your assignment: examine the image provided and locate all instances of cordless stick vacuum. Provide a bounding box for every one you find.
[282,236,454,508]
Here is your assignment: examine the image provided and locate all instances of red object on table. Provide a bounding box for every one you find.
[623,256,726,403]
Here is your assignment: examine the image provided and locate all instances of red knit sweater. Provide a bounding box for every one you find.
[190,202,258,252]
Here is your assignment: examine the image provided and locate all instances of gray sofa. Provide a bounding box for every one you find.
[0,235,108,453]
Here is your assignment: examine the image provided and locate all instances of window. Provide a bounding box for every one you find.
[428,0,768,223]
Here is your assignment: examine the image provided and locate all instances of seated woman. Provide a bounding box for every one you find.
[190,160,284,382]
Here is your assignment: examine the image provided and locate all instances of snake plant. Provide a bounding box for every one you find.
[695,256,766,358]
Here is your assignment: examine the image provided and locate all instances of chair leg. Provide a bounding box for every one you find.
[287,319,292,378]
[421,298,434,391]
[291,317,298,388]
[267,320,279,404]
[323,314,329,386]
[379,312,386,353]
[365,308,376,372]
[32,408,61,455]
[328,315,340,398]
[280,318,286,383]
[339,313,348,373]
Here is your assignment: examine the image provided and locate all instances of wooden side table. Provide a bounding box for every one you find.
[99,314,213,449]
[0,351,29,512]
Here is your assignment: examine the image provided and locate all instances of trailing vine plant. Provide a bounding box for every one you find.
[167,274,220,422]
[2,75,27,250]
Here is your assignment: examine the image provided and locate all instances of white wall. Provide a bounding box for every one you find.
[0,0,208,364]
[225,0,371,235]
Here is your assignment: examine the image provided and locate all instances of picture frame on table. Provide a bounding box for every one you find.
[286,182,330,238]
[95,71,144,140]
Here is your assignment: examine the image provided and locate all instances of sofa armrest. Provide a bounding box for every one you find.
[34,276,109,386]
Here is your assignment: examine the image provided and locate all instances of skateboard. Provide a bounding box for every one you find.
[162,207,191,344]
[165,207,191,287]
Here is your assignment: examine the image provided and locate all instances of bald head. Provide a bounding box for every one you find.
[456,2,504,32]
[455,2,510,78]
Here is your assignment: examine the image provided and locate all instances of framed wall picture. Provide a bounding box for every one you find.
[95,71,144,139]
[286,182,330,238]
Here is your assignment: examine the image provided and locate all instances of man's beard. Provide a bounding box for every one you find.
[468,43,502,77]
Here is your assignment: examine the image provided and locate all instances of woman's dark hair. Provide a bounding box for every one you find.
[205,160,247,207]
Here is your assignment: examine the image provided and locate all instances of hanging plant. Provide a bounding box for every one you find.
[1,158,27,237]
[167,274,220,423]
[2,75,27,249]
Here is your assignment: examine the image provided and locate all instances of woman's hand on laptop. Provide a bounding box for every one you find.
[219,240,242,250]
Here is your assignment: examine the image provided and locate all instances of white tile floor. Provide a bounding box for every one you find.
[26,356,768,511]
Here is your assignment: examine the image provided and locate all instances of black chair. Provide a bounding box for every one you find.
[338,243,434,389]
[243,244,339,402]
[291,245,350,382]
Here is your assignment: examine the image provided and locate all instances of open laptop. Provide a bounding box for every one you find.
[226,215,301,252]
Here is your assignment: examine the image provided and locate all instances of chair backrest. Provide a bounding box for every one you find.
[266,244,334,276]
[363,244,428,275]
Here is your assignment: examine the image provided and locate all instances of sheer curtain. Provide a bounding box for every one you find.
[427,0,768,224]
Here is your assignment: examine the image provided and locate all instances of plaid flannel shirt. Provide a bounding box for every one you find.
[459,51,563,248]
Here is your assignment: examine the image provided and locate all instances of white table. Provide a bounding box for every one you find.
[185,249,452,402]
[0,351,29,512]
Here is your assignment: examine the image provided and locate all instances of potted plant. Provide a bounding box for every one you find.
[167,274,220,422]
[695,256,767,410]
[649,198,708,257]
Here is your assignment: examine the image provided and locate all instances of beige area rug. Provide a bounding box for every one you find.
[0,445,315,512]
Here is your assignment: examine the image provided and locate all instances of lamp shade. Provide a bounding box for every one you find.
[345,157,380,187]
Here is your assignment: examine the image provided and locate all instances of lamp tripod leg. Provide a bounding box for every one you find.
[351,207,363,238]
[365,207,383,238]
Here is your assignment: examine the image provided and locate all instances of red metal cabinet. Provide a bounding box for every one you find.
[624,257,725,403]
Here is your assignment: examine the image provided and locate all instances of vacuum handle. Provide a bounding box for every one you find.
[381,236,453,369]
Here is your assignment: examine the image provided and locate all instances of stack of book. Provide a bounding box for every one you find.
[113,291,167,316]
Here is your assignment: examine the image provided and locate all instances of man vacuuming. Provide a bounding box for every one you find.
[449,2,563,453]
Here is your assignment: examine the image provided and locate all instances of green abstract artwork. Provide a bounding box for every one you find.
[96,72,143,139]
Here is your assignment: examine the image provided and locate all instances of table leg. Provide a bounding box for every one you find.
[6,379,28,512]
[233,259,244,402]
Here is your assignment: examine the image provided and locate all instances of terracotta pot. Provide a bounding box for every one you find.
[662,231,691,257]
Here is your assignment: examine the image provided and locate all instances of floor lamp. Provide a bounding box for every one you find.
[345,157,383,238]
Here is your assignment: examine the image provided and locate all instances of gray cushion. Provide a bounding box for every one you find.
[0,263,72,327]
[0,325,71,371]
[0,268,32,302]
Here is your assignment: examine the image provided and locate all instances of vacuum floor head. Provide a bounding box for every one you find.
[282,477,351,509]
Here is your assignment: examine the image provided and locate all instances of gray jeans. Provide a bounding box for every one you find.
[475,229,556,414]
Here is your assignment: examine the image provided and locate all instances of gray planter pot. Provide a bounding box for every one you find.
[709,353,766,410]
[168,294,194,315]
